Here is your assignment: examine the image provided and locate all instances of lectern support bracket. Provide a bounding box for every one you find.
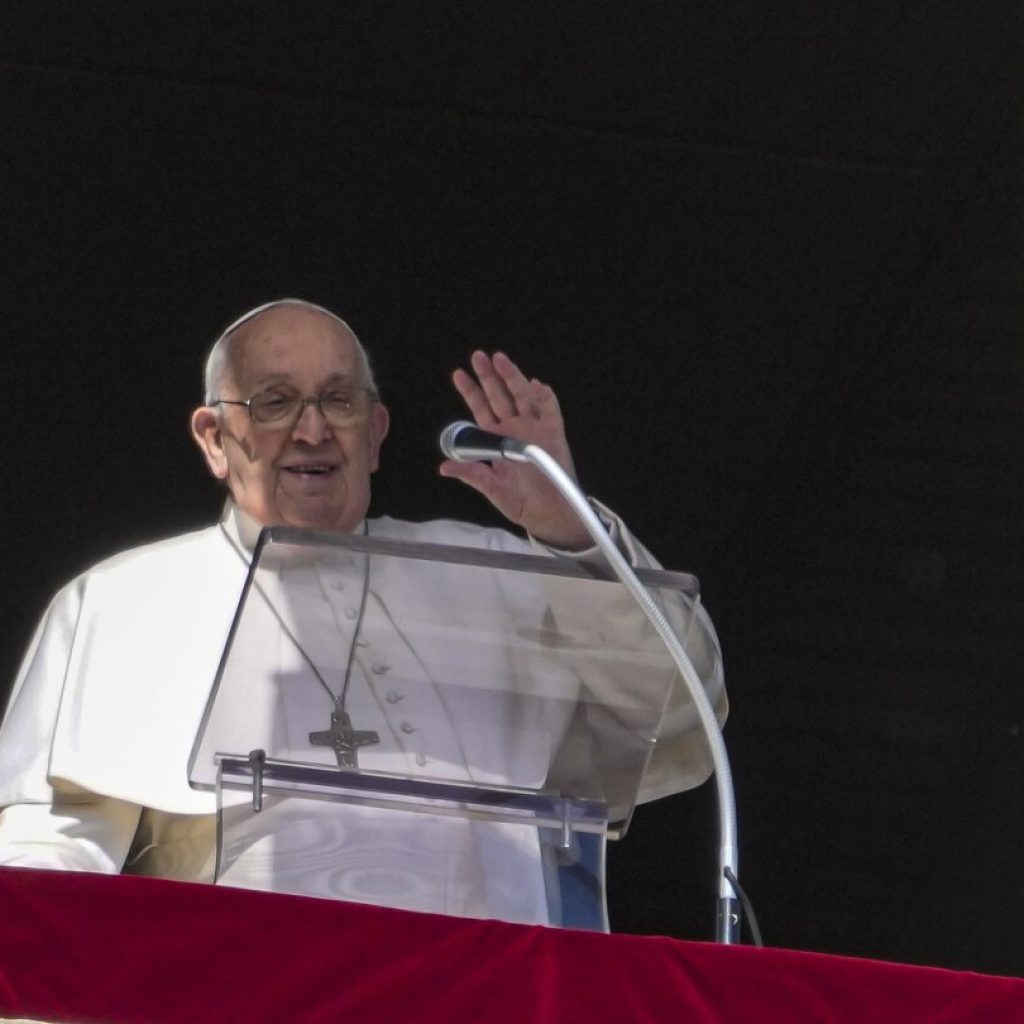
[248,749,266,812]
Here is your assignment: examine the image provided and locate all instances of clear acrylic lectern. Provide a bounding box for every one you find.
[188,526,703,930]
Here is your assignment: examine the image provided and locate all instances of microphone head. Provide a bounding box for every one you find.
[439,420,476,461]
[439,420,527,462]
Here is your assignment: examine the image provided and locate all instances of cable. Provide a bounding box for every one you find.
[724,866,763,947]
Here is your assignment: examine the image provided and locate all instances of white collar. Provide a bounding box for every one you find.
[218,501,367,555]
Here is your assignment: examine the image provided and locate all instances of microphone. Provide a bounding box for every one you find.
[439,420,528,462]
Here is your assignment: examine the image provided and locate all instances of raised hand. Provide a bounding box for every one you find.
[439,350,592,550]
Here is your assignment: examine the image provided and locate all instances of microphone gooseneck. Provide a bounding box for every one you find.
[437,420,743,943]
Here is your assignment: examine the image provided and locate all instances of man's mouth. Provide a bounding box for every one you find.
[282,463,337,477]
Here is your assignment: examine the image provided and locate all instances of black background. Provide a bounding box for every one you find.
[1,3,1021,975]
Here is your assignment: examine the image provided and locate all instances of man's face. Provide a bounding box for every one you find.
[191,306,389,532]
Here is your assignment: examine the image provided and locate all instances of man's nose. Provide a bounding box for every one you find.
[291,398,332,442]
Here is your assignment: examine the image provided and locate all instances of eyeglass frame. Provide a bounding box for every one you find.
[210,385,380,429]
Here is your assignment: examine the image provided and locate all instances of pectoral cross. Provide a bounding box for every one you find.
[309,707,380,768]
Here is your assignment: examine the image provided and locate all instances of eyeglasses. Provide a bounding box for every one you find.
[212,387,377,428]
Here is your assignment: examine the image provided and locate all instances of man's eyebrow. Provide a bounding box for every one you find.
[250,372,359,390]
[248,373,295,390]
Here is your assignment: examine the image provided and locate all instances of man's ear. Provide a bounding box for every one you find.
[190,406,229,480]
[368,402,390,473]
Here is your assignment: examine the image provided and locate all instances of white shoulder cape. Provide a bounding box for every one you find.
[0,513,724,818]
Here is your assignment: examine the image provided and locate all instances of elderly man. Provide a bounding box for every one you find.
[0,299,726,926]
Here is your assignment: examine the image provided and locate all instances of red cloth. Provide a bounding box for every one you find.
[0,867,1020,1023]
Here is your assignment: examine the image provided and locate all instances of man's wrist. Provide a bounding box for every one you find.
[531,498,622,558]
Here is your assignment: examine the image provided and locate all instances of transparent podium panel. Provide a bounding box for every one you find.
[188,526,704,928]
[216,791,607,928]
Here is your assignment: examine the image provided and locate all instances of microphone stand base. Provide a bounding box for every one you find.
[715,896,742,944]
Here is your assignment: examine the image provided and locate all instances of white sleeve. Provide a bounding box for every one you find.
[0,798,140,873]
[533,499,729,807]
[0,581,141,872]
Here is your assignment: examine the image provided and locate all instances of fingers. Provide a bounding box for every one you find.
[454,351,519,425]
[487,351,536,419]
[452,366,500,429]
[454,350,558,429]
[491,352,564,429]
[443,351,581,538]
[438,458,499,504]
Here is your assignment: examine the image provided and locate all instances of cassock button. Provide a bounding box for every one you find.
[355,637,369,647]
[343,607,359,620]
[371,663,390,675]
[415,753,428,767]
[385,691,403,704]
[400,722,416,734]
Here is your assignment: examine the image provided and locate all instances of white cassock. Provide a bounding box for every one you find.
[0,504,726,926]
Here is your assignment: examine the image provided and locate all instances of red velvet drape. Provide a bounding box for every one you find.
[0,867,1020,1023]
